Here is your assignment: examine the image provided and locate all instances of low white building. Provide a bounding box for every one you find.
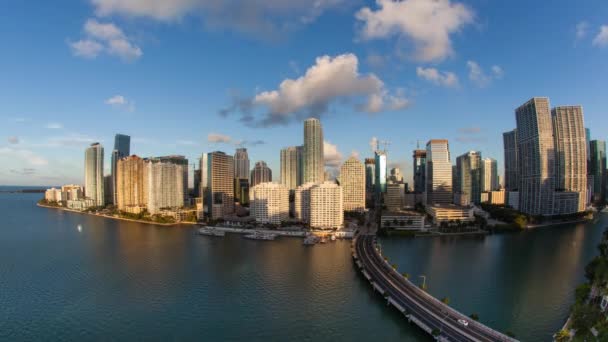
[381,211,425,230]
[426,204,474,224]
[310,182,343,230]
[489,189,506,205]
[250,182,289,224]
[67,198,96,210]
[45,188,65,203]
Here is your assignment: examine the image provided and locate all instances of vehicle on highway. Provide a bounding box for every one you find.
[458,319,469,327]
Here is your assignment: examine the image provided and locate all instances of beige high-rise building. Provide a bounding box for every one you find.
[552,105,587,212]
[116,155,148,211]
[310,182,343,229]
[339,157,365,212]
[295,182,315,223]
[281,146,303,190]
[303,118,324,183]
[250,182,289,224]
[84,142,104,206]
[203,151,235,219]
[147,160,184,214]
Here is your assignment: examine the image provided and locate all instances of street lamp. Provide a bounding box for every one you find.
[419,275,427,290]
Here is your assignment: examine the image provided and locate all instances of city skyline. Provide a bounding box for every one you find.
[2,1,608,186]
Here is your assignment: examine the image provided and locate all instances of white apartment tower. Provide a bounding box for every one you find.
[85,142,105,206]
[250,182,289,224]
[147,160,184,214]
[339,157,365,212]
[310,182,343,229]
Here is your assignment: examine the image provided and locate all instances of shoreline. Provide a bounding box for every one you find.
[37,203,198,227]
[526,218,590,229]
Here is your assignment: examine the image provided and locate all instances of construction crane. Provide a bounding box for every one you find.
[378,140,391,153]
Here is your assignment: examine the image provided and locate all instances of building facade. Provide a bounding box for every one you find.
[309,182,343,229]
[339,157,366,212]
[455,151,482,205]
[413,150,427,193]
[303,118,324,183]
[515,97,555,216]
[85,142,105,206]
[503,129,518,191]
[552,106,587,212]
[234,148,250,181]
[425,140,452,205]
[374,150,387,197]
[481,158,499,192]
[294,182,315,223]
[590,140,607,204]
[116,155,148,212]
[111,134,130,204]
[249,182,289,224]
[203,151,235,219]
[250,161,272,187]
[280,146,303,190]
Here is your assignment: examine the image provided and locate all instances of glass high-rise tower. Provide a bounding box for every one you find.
[111,134,131,204]
[303,118,324,184]
[85,142,105,206]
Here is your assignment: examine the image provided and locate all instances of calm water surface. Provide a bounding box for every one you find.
[1,191,606,341]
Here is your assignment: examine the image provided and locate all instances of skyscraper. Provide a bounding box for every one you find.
[425,140,452,205]
[481,158,499,192]
[455,151,482,205]
[413,150,427,193]
[374,150,387,197]
[515,97,555,216]
[388,167,403,184]
[85,143,104,206]
[364,158,375,193]
[152,155,188,205]
[309,182,343,229]
[116,155,148,211]
[234,148,250,180]
[147,160,185,214]
[250,161,272,187]
[204,151,235,219]
[303,118,324,183]
[503,129,518,191]
[111,134,130,204]
[339,157,365,212]
[280,146,303,190]
[552,106,587,212]
[590,140,607,204]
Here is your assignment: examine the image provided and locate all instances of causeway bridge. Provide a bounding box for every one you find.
[353,234,519,342]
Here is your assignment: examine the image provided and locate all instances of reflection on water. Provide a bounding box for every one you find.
[381,216,608,341]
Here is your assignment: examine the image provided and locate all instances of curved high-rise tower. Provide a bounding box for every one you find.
[303,118,324,183]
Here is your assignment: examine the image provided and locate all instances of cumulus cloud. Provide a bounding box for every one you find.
[221,53,409,127]
[593,25,608,47]
[46,123,63,129]
[576,21,589,40]
[350,150,360,159]
[69,19,142,61]
[356,0,474,62]
[467,61,503,87]
[324,140,343,168]
[0,147,48,166]
[416,67,459,87]
[207,133,232,144]
[8,136,19,144]
[369,136,379,152]
[91,0,346,39]
[105,95,135,111]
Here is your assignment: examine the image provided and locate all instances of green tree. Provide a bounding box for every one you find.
[441,297,450,305]
[469,313,479,321]
[554,329,570,342]
[402,272,410,279]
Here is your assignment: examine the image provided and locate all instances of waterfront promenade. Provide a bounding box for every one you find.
[353,234,518,342]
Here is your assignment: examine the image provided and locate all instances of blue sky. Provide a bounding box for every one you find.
[1,0,607,186]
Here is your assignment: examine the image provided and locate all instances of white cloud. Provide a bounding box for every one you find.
[593,25,608,47]
[0,147,48,166]
[416,67,459,87]
[8,136,19,144]
[467,60,503,87]
[350,150,360,159]
[91,0,346,38]
[207,133,232,144]
[356,0,474,62]
[46,123,63,129]
[69,19,142,61]
[105,95,135,111]
[46,134,98,147]
[227,53,409,126]
[369,136,378,152]
[576,21,589,40]
[324,140,343,168]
